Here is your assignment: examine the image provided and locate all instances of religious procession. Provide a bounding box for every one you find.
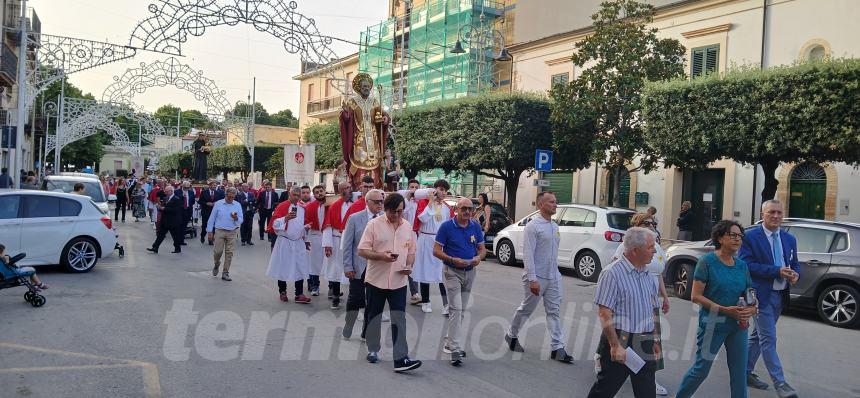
[3,1,858,397]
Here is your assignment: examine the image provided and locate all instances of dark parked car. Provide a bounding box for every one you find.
[445,197,512,249]
[664,218,860,328]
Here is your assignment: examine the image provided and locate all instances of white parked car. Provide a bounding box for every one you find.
[0,190,117,272]
[41,174,110,214]
[493,204,635,282]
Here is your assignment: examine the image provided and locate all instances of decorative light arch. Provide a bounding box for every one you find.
[102,57,232,116]
[128,0,347,93]
[46,99,155,159]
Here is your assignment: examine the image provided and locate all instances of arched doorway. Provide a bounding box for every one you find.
[789,162,826,219]
[607,168,631,208]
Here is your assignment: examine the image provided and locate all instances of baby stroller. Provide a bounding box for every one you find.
[185,203,200,239]
[0,253,46,307]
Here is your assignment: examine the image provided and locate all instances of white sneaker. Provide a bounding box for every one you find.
[421,303,432,313]
[655,381,668,396]
[382,312,390,322]
[594,353,601,374]
[441,304,450,316]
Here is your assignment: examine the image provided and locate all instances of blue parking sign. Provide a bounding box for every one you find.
[535,149,553,172]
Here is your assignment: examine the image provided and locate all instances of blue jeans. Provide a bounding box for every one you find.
[676,322,748,398]
[747,289,786,384]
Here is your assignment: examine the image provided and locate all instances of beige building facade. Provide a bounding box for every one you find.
[293,53,360,133]
[506,0,860,239]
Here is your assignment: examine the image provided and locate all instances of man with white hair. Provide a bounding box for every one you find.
[207,187,243,281]
[504,191,574,363]
[587,226,660,398]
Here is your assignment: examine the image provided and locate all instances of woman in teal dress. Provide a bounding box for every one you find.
[676,220,757,398]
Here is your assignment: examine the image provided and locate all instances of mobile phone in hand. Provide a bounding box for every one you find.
[390,253,399,260]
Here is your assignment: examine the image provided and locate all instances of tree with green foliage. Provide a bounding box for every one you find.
[231,102,271,125]
[643,59,860,203]
[152,105,211,136]
[270,109,300,128]
[396,92,589,218]
[550,0,686,207]
[302,121,342,170]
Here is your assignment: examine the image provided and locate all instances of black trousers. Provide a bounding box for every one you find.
[277,280,304,296]
[152,225,183,252]
[183,207,193,227]
[114,201,127,221]
[365,284,408,361]
[343,272,368,339]
[200,210,212,242]
[420,282,448,305]
[307,275,320,291]
[587,333,657,398]
[259,209,274,239]
[240,212,254,242]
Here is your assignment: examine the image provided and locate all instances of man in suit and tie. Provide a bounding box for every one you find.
[147,185,185,254]
[198,180,224,245]
[739,199,800,398]
[179,181,196,237]
[341,188,385,339]
[237,183,257,246]
[257,181,279,242]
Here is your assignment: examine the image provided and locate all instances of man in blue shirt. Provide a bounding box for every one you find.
[207,187,243,281]
[433,198,486,366]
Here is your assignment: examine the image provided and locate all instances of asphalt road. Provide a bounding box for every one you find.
[1,219,858,398]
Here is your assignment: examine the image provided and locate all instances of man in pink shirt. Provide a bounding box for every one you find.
[358,193,422,373]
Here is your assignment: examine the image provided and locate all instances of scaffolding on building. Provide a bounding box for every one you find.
[359,0,505,109]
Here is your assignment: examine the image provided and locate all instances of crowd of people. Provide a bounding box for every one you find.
[81,171,801,396]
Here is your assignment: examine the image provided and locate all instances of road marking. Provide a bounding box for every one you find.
[0,342,162,398]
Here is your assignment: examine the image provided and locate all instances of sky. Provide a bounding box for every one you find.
[37,0,389,116]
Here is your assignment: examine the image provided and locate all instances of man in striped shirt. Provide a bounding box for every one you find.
[588,227,660,398]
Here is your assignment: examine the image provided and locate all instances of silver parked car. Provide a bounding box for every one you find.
[41,174,109,214]
[664,218,860,328]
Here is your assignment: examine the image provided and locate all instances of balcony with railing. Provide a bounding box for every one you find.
[0,42,18,87]
[306,95,343,118]
[4,2,41,44]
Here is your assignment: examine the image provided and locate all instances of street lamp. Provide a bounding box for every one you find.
[450,11,512,92]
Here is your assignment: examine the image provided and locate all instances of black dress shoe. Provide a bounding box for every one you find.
[208,241,214,246]
[247,241,254,246]
[146,247,157,254]
[180,243,188,246]
[505,334,525,352]
[551,347,574,363]
[171,250,181,254]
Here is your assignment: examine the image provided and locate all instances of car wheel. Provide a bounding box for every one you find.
[575,251,601,282]
[674,263,695,300]
[61,237,99,273]
[817,284,860,328]
[496,239,517,266]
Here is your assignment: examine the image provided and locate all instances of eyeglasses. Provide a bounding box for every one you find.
[459,207,474,212]
[367,199,383,205]
[726,232,745,240]
[388,209,404,214]
[642,221,657,226]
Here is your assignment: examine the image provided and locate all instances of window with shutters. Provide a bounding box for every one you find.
[690,45,719,78]
[551,72,569,87]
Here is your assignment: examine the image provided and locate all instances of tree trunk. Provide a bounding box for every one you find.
[760,159,780,203]
[504,168,525,220]
[611,165,623,207]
